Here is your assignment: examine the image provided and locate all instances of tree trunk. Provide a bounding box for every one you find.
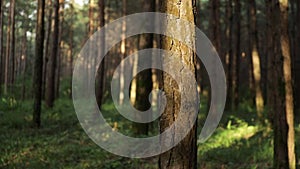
[225,0,234,111]
[159,0,197,168]
[233,0,241,109]
[295,0,300,112]
[248,0,264,119]
[279,1,296,168]
[55,0,64,99]
[42,0,53,100]
[0,0,3,95]
[119,0,126,105]
[45,0,59,108]
[4,0,16,94]
[268,0,290,168]
[33,0,46,128]
[95,0,105,108]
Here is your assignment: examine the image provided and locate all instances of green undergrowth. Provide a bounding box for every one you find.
[0,97,299,169]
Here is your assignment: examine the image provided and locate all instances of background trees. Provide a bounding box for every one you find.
[0,0,299,168]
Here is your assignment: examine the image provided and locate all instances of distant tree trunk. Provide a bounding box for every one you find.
[55,0,64,99]
[208,0,221,112]
[233,0,241,109]
[0,0,3,95]
[4,0,16,94]
[21,27,28,100]
[69,0,74,99]
[279,1,296,168]
[159,0,198,168]
[248,0,264,119]
[45,0,59,108]
[95,0,105,108]
[119,0,126,105]
[33,0,46,128]
[42,0,53,100]
[132,0,155,135]
[226,0,234,110]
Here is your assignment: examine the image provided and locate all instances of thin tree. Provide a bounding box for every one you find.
[0,0,3,95]
[33,0,46,128]
[95,0,105,108]
[233,0,241,109]
[4,0,16,94]
[42,0,53,100]
[45,0,59,108]
[159,0,198,168]
[248,0,264,119]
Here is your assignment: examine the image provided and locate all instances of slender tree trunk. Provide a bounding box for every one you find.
[69,0,74,99]
[159,0,198,168]
[279,1,296,168]
[0,0,3,95]
[4,0,16,94]
[119,0,126,105]
[45,0,59,108]
[55,0,64,99]
[95,0,105,108]
[226,0,234,110]
[132,0,155,135]
[21,27,28,100]
[233,0,241,109]
[33,0,46,128]
[248,0,264,119]
[42,0,53,100]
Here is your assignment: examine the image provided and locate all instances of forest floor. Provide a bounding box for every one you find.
[0,97,299,169]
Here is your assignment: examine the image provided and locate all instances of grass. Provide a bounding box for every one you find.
[0,96,299,169]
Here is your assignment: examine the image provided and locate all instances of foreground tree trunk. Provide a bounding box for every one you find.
[33,0,46,128]
[45,0,59,108]
[159,0,197,168]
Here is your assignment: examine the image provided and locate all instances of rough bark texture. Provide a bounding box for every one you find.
[33,0,46,128]
[45,0,59,108]
[279,1,296,168]
[159,0,197,168]
[268,0,289,168]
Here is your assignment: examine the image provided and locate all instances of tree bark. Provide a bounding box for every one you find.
[159,0,197,168]
[279,1,296,168]
[268,0,290,168]
[45,0,59,108]
[33,0,46,128]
